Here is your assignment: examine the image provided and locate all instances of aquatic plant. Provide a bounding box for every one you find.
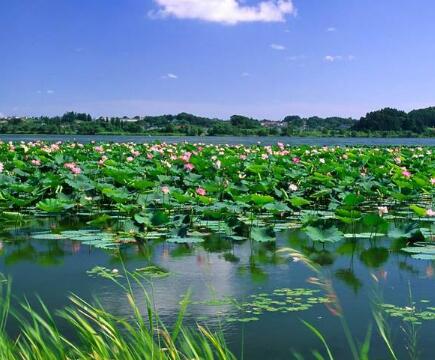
[0,142,432,248]
[0,275,235,360]
[189,287,330,324]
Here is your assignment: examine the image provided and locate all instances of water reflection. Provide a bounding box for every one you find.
[0,214,434,359]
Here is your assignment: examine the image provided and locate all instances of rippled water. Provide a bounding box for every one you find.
[1,134,435,146]
[1,212,434,359]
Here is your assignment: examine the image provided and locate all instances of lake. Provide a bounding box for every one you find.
[1,134,435,146]
[1,211,434,359]
[0,140,434,359]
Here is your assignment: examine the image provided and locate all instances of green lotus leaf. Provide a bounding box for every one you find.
[166,236,204,244]
[388,224,420,239]
[250,194,275,206]
[250,227,275,242]
[36,198,75,213]
[305,226,343,243]
[289,196,311,207]
[410,204,428,217]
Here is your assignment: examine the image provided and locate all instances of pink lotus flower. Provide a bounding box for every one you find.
[161,186,170,194]
[126,156,134,162]
[239,154,247,160]
[98,155,108,165]
[427,209,435,217]
[64,162,76,170]
[196,187,206,196]
[377,206,388,216]
[402,170,411,178]
[31,159,41,166]
[431,178,435,185]
[292,157,300,164]
[181,152,192,162]
[71,167,81,175]
[184,163,194,171]
[64,162,81,175]
[94,146,104,153]
[0,162,3,173]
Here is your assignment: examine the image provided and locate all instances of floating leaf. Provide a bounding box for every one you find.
[250,227,275,242]
[134,265,170,278]
[305,226,343,243]
[166,236,204,244]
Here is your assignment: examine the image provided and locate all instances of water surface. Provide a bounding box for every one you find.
[1,214,434,359]
[1,134,435,146]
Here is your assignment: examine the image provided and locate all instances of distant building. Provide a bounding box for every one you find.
[260,120,285,128]
[121,116,141,122]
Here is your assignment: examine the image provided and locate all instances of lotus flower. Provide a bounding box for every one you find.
[196,187,206,196]
[377,206,388,216]
[402,170,411,178]
[184,163,194,171]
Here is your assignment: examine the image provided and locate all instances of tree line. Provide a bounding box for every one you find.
[0,107,434,136]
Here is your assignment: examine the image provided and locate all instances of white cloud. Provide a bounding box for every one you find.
[241,72,251,77]
[324,55,341,62]
[324,55,354,63]
[162,73,178,79]
[326,27,336,32]
[151,0,295,25]
[270,43,286,50]
[36,89,55,94]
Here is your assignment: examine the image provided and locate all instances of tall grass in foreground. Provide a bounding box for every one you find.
[0,274,235,360]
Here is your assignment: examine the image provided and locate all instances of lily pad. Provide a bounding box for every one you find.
[166,236,204,244]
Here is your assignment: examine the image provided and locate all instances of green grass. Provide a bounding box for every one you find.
[0,275,235,360]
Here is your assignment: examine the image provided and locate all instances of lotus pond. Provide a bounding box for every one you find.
[0,141,434,359]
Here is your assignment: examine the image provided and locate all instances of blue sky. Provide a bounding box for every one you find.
[1,0,435,120]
